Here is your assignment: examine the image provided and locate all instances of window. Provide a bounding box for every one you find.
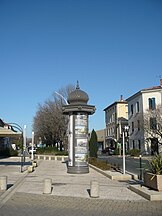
[138,140,141,150]
[131,104,133,115]
[132,140,135,149]
[112,113,115,122]
[148,98,156,110]
[108,129,110,136]
[150,117,157,130]
[136,102,139,113]
[137,120,140,131]
[132,122,134,133]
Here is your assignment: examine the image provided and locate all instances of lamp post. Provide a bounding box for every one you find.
[55,91,68,105]
[23,125,27,160]
[31,131,34,161]
[7,122,25,172]
[122,125,129,175]
[139,154,142,180]
[55,91,69,152]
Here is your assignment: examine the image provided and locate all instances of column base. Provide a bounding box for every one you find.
[67,166,89,174]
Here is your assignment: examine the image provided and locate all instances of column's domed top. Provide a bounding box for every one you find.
[67,81,89,104]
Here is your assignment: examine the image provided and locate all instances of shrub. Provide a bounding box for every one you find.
[0,148,18,157]
[113,148,119,155]
[89,158,112,170]
[9,148,18,156]
[36,147,68,155]
[89,129,98,158]
[128,149,140,157]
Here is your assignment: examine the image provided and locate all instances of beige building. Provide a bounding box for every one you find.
[103,96,128,148]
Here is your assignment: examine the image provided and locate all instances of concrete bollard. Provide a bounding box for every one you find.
[32,161,37,167]
[90,180,99,198]
[0,176,7,191]
[43,178,52,194]
[28,165,34,173]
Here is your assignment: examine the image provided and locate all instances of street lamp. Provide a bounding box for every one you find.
[23,125,27,154]
[122,125,129,174]
[7,123,26,172]
[139,154,142,181]
[55,91,68,105]
[31,131,34,161]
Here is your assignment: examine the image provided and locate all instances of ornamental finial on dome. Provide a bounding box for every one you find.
[76,80,80,89]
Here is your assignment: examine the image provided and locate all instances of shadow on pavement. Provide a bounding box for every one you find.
[0,161,31,166]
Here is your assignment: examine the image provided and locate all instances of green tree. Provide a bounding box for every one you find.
[89,129,98,158]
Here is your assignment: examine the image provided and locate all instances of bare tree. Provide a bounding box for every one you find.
[33,84,75,149]
[143,105,162,141]
[143,105,162,154]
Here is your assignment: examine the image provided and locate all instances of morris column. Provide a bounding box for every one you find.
[62,82,95,174]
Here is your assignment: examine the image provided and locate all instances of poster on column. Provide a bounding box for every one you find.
[75,114,88,165]
[75,114,87,135]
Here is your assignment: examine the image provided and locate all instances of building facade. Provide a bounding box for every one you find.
[0,119,21,153]
[126,80,162,155]
[96,129,105,150]
[103,96,128,148]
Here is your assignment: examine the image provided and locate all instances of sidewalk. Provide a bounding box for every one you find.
[0,157,145,201]
[1,157,162,216]
[0,157,30,197]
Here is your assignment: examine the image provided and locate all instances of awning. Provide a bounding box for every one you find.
[0,127,22,137]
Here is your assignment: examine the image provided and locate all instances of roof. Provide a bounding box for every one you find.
[0,127,21,137]
[103,100,127,111]
[141,85,162,91]
[0,119,5,127]
[126,85,162,101]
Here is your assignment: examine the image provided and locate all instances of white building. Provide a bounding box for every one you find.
[126,80,162,155]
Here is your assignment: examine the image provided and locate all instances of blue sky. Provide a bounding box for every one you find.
[0,0,162,137]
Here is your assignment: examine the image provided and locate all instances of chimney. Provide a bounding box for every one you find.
[160,79,162,87]
[120,95,123,101]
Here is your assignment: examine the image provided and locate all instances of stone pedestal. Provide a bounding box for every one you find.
[67,166,89,174]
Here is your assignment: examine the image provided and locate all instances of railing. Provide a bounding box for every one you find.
[35,154,68,162]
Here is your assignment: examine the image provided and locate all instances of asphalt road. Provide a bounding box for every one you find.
[98,155,150,178]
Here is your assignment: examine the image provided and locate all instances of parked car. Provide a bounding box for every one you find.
[102,147,115,155]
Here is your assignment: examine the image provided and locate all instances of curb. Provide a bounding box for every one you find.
[89,164,132,180]
[129,184,162,201]
[89,164,162,201]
